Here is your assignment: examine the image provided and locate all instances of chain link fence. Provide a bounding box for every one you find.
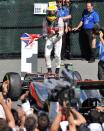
[0,0,48,58]
[70,1,104,58]
[0,0,104,58]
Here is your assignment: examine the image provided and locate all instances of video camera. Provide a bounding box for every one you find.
[48,84,75,103]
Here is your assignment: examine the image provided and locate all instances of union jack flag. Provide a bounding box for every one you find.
[21,33,41,47]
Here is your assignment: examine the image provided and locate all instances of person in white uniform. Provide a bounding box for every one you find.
[44,2,64,75]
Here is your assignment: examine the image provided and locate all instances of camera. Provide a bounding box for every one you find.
[48,83,79,111]
[92,25,104,36]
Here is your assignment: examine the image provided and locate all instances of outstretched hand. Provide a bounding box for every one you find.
[99,31,103,38]
[6,98,12,110]
[20,91,29,101]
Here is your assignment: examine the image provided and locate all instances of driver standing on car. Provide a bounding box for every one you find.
[43,1,64,76]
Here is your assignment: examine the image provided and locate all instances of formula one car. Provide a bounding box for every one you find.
[0,64,104,113]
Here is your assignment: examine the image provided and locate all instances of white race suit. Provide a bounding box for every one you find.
[43,18,64,69]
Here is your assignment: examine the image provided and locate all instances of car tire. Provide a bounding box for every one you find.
[3,72,21,101]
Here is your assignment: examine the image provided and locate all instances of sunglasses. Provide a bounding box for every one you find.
[47,11,57,17]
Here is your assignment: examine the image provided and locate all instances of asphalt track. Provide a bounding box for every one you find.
[0,58,99,81]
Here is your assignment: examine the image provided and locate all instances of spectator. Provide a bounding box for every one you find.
[1,79,9,98]
[57,0,72,60]
[0,92,16,130]
[0,118,8,129]
[88,123,103,131]
[57,0,71,33]
[24,115,39,131]
[92,27,104,80]
[51,103,87,131]
[89,110,101,123]
[88,110,103,131]
[57,0,67,37]
[73,1,99,63]
[0,126,12,131]
[11,109,20,130]
[70,108,88,131]
[38,111,50,131]
[17,106,26,130]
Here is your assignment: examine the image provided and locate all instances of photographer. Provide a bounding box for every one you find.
[92,26,104,80]
[57,0,72,60]
[88,109,104,131]
[0,80,9,98]
[0,92,16,130]
[51,102,87,131]
[51,88,86,131]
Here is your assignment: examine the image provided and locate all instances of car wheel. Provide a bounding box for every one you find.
[3,72,21,101]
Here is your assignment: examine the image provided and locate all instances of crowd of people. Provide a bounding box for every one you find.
[0,76,104,131]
